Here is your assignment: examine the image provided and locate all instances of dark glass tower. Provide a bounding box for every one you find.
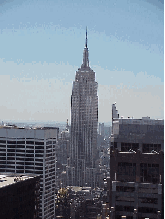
[67,28,98,187]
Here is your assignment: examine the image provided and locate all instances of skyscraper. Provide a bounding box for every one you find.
[0,125,59,219]
[110,104,164,219]
[67,28,98,187]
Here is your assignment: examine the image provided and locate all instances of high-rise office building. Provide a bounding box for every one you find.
[0,125,59,219]
[67,28,98,187]
[109,104,164,219]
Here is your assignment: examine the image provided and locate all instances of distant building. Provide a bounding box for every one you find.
[110,104,164,219]
[67,28,98,187]
[58,120,70,165]
[63,186,103,219]
[99,123,105,136]
[104,126,111,139]
[0,125,59,219]
[56,121,70,187]
[0,173,40,219]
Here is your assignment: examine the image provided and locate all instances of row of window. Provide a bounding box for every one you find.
[138,207,158,213]
[117,162,159,184]
[5,148,45,152]
[0,140,45,145]
[116,205,158,213]
[116,205,134,212]
[0,157,44,162]
[116,185,159,194]
[139,197,158,204]
[116,196,134,202]
[0,163,44,168]
[0,152,55,157]
[0,145,44,149]
[113,142,161,153]
[0,140,56,145]
[143,144,161,153]
[116,186,135,192]
[121,143,139,152]
[0,168,43,174]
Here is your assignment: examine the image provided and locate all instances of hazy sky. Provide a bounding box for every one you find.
[0,0,164,123]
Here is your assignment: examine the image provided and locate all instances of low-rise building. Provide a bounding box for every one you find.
[0,173,40,219]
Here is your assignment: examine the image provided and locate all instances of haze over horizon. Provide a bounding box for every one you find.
[0,0,164,122]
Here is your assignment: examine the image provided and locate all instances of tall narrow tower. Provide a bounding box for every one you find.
[67,28,98,187]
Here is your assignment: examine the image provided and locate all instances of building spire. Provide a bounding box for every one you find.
[81,27,89,68]
[85,26,87,48]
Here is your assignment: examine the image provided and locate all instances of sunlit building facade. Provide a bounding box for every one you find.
[67,29,98,187]
[0,126,58,219]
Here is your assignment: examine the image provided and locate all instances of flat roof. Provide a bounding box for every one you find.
[113,118,164,125]
[0,173,39,188]
[0,125,59,130]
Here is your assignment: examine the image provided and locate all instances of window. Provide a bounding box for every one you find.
[7,148,15,152]
[25,157,34,162]
[35,149,44,154]
[17,141,25,144]
[26,149,34,154]
[35,158,43,162]
[139,197,158,204]
[116,186,135,192]
[17,145,25,149]
[121,142,139,152]
[46,141,50,145]
[0,140,6,143]
[143,144,161,153]
[26,145,34,149]
[138,207,157,213]
[140,163,159,184]
[116,196,134,202]
[35,142,44,145]
[116,205,134,212]
[7,153,14,157]
[114,142,117,148]
[118,162,136,181]
[26,141,34,145]
[7,140,16,144]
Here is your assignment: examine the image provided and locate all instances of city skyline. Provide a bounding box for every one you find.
[0,0,164,122]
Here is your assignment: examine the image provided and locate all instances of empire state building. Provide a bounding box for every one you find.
[67,28,98,187]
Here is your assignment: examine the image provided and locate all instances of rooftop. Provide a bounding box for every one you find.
[0,173,39,188]
[113,117,164,125]
[0,125,59,130]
